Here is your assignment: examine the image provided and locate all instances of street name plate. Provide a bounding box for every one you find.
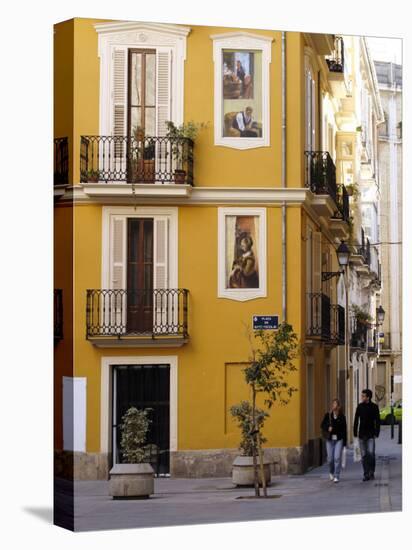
[253,315,279,330]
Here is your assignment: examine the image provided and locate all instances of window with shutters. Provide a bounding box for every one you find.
[101,206,178,334]
[96,22,189,138]
[211,32,273,149]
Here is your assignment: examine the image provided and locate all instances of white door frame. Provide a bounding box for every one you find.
[100,355,178,460]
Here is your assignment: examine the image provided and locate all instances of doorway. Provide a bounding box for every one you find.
[112,364,171,476]
[127,218,154,333]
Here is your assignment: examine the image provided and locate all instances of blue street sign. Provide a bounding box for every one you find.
[253,315,279,330]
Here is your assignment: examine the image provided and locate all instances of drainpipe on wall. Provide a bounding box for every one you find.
[281,31,287,323]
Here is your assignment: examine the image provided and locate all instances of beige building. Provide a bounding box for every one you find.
[374,59,402,410]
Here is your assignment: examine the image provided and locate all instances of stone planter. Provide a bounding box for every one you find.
[109,463,154,499]
[232,455,272,487]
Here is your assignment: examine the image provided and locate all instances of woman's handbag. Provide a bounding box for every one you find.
[353,437,362,463]
[342,446,347,469]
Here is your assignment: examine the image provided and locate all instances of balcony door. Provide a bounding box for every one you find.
[127,218,154,332]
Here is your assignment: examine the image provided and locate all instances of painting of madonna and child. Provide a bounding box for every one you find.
[226,215,260,289]
[222,49,263,138]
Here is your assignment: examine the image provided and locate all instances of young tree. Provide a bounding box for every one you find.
[231,323,299,497]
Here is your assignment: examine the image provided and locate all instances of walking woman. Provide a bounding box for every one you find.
[321,398,347,483]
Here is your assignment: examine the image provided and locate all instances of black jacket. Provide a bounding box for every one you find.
[321,412,347,447]
[353,401,380,439]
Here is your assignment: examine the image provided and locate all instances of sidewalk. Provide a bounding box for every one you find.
[57,426,402,531]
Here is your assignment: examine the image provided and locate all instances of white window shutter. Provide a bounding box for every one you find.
[110,217,126,333]
[112,47,127,162]
[156,49,172,137]
[313,231,322,294]
[311,77,316,149]
[153,217,169,333]
[153,217,169,289]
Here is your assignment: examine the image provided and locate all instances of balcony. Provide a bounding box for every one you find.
[86,288,189,348]
[367,329,378,355]
[330,304,345,345]
[306,293,331,341]
[350,316,368,349]
[54,137,69,193]
[325,36,350,98]
[54,289,63,344]
[80,135,194,199]
[305,152,348,225]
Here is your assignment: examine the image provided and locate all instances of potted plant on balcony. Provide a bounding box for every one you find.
[345,182,359,199]
[351,304,373,326]
[82,169,100,183]
[229,324,299,497]
[129,127,156,184]
[109,407,155,499]
[165,120,207,184]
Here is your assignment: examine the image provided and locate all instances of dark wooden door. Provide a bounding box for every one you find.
[127,218,154,332]
[113,364,170,476]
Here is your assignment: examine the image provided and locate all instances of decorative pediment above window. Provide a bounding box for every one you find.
[211,32,273,150]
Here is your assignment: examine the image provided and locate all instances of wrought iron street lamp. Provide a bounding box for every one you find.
[322,240,351,281]
[376,304,385,325]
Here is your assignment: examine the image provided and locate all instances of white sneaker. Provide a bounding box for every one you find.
[329,474,334,481]
[333,477,339,483]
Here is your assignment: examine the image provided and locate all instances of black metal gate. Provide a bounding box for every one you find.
[112,364,170,476]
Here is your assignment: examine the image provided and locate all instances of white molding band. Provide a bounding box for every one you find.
[100,355,178,454]
[218,206,267,301]
[211,32,273,150]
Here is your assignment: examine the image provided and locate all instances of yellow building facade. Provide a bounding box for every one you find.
[54,19,355,480]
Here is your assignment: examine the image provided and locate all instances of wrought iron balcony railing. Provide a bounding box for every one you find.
[86,289,189,339]
[304,151,338,208]
[368,329,378,354]
[306,293,331,341]
[350,316,368,349]
[54,289,63,343]
[330,304,345,345]
[336,184,350,223]
[326,36,344,73]
[80,136,194,186]
[54,137,69,186]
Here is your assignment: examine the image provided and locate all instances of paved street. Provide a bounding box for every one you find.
[56,426,402,531]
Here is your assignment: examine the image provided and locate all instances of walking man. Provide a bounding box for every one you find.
[353,389,381,481]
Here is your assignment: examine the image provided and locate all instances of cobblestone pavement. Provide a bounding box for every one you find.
[55,426,402,531]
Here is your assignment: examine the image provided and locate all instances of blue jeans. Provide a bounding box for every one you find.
[326,439,344,479]
[359,437,376,476]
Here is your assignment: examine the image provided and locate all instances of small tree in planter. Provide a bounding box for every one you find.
[165,120,208,183]
[230,323,299,497]
[230,401,271,487]
[109,407,155,499]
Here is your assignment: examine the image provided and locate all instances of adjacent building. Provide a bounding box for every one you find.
[374,59,402,408]
[54,20,385,481]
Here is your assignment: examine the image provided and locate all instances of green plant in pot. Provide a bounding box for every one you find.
[345,182,360,199]
[108,406,155,499]
[351,304,373,326]
[82,169,100,183]
[165,120,207,184]
[230,323,299,497]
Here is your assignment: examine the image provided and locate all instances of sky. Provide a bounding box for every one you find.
[367,36,402,64]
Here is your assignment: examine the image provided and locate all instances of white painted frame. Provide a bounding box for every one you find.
[101,206,178,291]
[218,207,267,301]
[211,32,273,150]
[100,356,178,457]
[96,21,190,136]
